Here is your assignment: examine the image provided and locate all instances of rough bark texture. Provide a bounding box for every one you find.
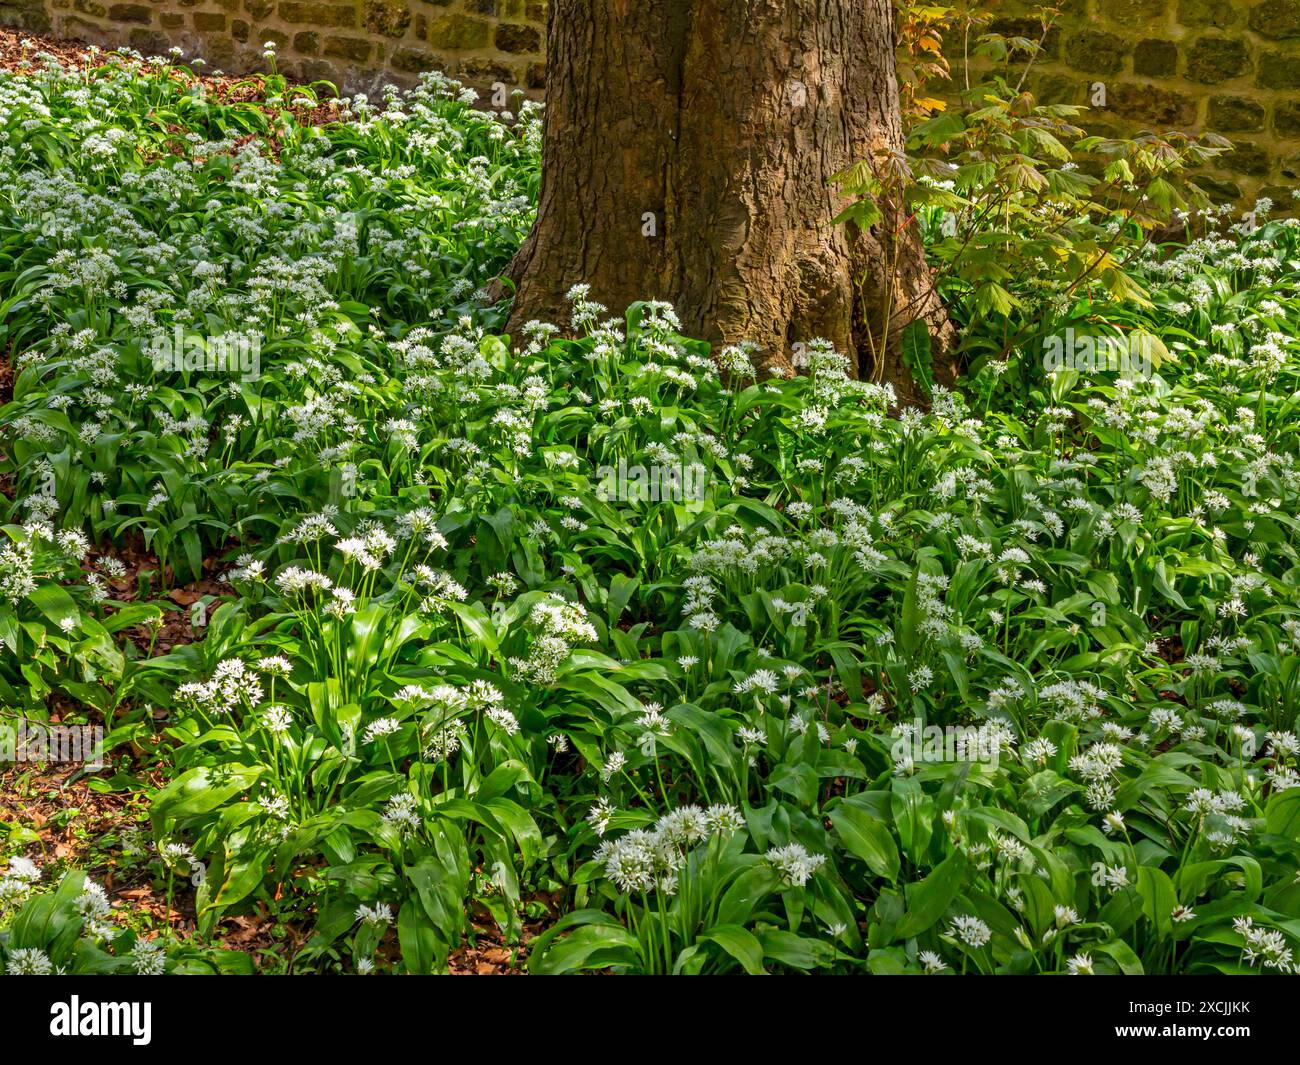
[503,0,954,407]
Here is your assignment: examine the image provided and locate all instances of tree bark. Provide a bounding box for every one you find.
[503,0,954,407]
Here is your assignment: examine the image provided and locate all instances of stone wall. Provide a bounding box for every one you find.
[1,0,1298,203]
[0,0,545,95]
[984,0,1300,206]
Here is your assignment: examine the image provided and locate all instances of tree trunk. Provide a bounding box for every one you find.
[503,0,954,407]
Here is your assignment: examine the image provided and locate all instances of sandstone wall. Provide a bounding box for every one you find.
[981,0,1300,205]
[0,0,545,95]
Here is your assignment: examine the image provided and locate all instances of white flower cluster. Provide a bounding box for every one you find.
[595,804,745,894]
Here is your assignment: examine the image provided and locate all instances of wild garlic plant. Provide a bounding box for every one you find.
[0,50,540,583]
[2,49,1299,973]
[0,860,246,975]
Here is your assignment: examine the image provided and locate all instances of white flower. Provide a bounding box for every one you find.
[1054,905,1080,928]
[1066,952,1094,975]
[1,856,41,898]
[765,842,825,887]
[946,914,992,948]
[587,797,615,837]
[600,751,626,782]
[130,938,167,975]
[263,705,292,734]
[362,717,400,743]
[486,706,520,735]
[355,902,393,925]
[257,656,292,677]
[4,947,53,974]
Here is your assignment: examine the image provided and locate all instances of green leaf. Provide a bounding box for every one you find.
[829,805,900,882]
[717,865,780,926]
[900,318,934,397]
[1266,789,1300,839]
[894,852,969,940]
[701,925,766,975]
[398,898,440,974]
[1136,866,1178,939]
[151,765,263,824]
[28,584,78,628]
[1095,938,1144,975]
